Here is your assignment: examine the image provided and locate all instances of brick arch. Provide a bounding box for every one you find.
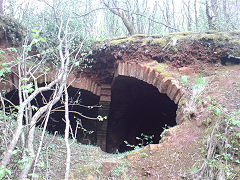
[114,61,184,104]
[114,61,185,124]
[0,71,101,97]
[66,74,101,96]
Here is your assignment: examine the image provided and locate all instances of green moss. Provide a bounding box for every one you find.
[146,61,182,79]
[152,37,168,47]
[141,37,153,45]
[175,35,189,41]
[200,33,218,41]
[199,32,234,45]
[131,34,146,38]
[154,67,171,77]
[146,61,169,75]
[146,61,159,67]
[109,37,137,45]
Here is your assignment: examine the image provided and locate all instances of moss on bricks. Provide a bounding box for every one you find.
[109,37,138,45]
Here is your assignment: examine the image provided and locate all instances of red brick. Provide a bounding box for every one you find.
[124,62,129,76]
[143,67,150,83]
[96,86,101,96]
[128,62,137,78]
[139,65,146,81]
[118,62,124,76]
[135,63,142,79]
[100,95,111,101]
[147,69,155,85]
[158,77,173,94]
[174,89,185,104]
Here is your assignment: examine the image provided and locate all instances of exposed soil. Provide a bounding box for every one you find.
[1,28,240,179]
[1,63,238,179]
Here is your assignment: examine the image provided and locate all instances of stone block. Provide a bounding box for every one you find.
[174,89,185,104]
[143,67,150,83]
[67,74,75,84]
[139,65,146,81]
[135,63,142,79]
[93,83,97,95]
[80,77,87,89]
[128,62,137,78]
[72,79,80,89]
[166,80,175,97]
[100,95,111,102]
[157,77,173,94]
[101,89,111,96]
[123,62,129,76]
[101,84,111,89]
[169,86,180,101]
[90,81,95,93]
[152,73,164,87]
[86,79,90,91]
[147,69,155,85]
[96,86,101,96]
[167,80,181,101]
[118,62,124,76]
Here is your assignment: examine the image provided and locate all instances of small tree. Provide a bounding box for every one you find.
[0,10,87,179]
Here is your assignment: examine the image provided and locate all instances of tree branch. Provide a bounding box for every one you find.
[73,7,179,32]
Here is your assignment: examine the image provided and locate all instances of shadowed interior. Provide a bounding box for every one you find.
[106,76,178,153]
[4,77,178,153]
[4,84,100,145]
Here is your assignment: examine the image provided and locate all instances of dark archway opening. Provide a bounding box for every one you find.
[106,76,178,153]
[4,83,100,145]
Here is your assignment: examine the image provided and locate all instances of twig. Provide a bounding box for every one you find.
[51,109,100,120]
[73,7,179,31]
[64,85,71,179]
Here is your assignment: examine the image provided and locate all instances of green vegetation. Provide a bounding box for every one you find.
[0,0,240,179]
[181,75,240,179]
[124,133,155,150]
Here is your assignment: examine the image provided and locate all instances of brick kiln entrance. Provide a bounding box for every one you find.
[106,76,177,153]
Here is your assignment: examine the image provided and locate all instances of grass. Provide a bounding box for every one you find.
[0,116,139,179]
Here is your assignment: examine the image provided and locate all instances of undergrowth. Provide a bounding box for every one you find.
[0,110,138,179]
[180,74,240,179]
[184,96,240,179]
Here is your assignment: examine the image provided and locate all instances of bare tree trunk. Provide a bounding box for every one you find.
[236,0,240,29]
[135,0,141,33]
[205,0,214,29]
[102,0,135,35]
[121,12,135,35]
[211,0,218,18]
[147,0,157,34]
[0,0,3,14]
[210,0,219,29]
[187,0,192,31]
[171,0,176,30]
[0,78,60,170]
[194,0,198,31]
[64,85,71,179]
[182,0,192,31]
[164,0,172,32]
